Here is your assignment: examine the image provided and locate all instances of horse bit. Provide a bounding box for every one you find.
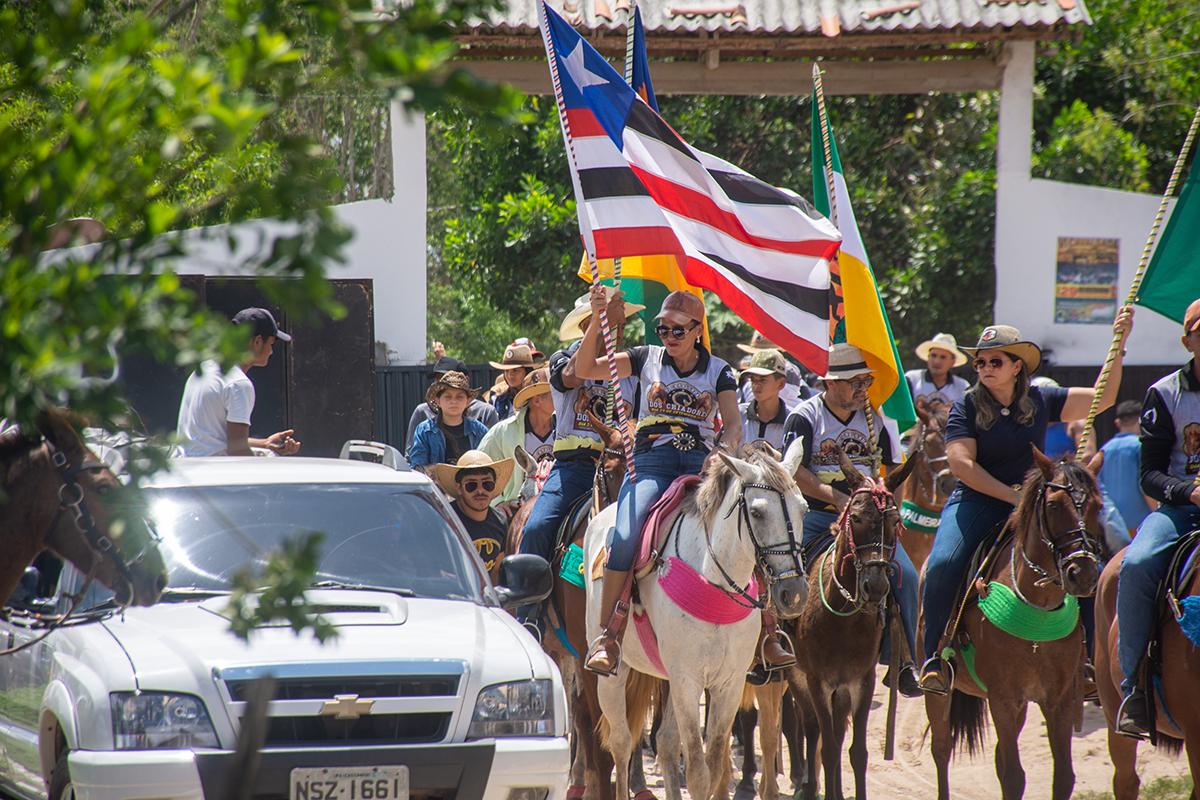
[1011,470,1102,605]
[820,481,899,616]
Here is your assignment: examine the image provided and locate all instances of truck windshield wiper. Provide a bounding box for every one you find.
[308,580,416,597]
[158,587,230,602]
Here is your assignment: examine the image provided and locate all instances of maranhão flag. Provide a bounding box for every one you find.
[578,5,709,348]
[1137,154,1200,322]
[811,91,917,434]
[541,0,841,371]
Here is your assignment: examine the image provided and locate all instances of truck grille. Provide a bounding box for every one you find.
[225,675,459,702]
[263,712,451,746]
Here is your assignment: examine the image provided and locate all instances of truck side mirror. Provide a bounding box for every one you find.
[493,554,552,609]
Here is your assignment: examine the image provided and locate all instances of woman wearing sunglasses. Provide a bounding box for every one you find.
[918,309,1133,694]
[573,283,742,674]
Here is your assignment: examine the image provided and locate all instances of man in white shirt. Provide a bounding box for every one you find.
[176,308,301,457]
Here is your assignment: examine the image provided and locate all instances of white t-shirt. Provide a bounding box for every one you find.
[176,361,255,456]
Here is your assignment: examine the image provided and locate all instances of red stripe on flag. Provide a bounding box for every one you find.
[593,226,685,260]
[629,166,840,260]
[566,108,607,139]
[683,255,830,374]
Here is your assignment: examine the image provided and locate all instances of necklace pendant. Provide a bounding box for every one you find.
[1032,642,1039,653]
[1000,407,1011,416]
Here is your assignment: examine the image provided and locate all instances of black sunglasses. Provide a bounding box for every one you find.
[972,356,1008,371]
[654,321,700,340]
[459,478,496,494]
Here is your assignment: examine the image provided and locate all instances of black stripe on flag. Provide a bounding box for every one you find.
[699,251,829,320]
[708,170,821,215]
[625,102,699,162]
[578,166,650,199]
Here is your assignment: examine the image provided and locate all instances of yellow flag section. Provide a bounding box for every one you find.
[812,94,916,435]
[577,254,711,348]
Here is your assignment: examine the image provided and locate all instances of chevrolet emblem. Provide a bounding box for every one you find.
[320,694,375,720]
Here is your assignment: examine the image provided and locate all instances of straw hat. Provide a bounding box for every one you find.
[558,288,646,341]
[822,343,874,381]
[914,333,968,368]
[741,349,787,378]
[432,450,514,499]
[489,341,544,371]
[513,367,552,409]
[425,371,480,406]
[737,331,777,355]
[960,325,1042,374]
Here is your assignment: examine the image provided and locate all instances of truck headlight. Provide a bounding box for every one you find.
[467,679,554,738]
[110,692,220,750]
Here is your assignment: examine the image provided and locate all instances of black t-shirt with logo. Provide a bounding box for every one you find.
[440,419,470,464]
[452,502,507,573]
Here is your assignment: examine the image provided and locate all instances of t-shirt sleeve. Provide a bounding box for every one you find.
[781,411,815,468]
[1043,385,1070,424]
[880,424,899,467]
[224,378,254,426]
[716,364,738,394]
[1140,385,1191,504]
[626,345,651,377]
[548,349,573,393]
[944,396,975,443]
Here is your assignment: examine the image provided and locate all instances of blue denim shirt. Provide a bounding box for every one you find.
[408,416,488,468]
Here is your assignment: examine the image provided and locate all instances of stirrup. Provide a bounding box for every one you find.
[759,628,797,670]
[584,633,622,676]
[918,654,952,696]
[1115,690,1150,740]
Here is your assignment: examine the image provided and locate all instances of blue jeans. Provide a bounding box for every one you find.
[1116,504,1200,694]
[802,508,919,663]
[921,492,1014,660]
[607,446,708,571]
[520,459,597,561]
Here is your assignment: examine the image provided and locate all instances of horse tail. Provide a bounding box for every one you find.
[948,690,988,757]
[1157,733,1184,757]
[740,682,756,712]
[598,670,660,752]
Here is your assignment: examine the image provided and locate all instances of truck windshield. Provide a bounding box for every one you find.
[145,484,487,602]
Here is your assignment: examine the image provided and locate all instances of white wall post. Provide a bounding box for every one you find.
[993,41,1036,328]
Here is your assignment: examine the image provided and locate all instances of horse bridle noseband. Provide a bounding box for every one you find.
[821,481,899,616]
[1013,471,1102,600]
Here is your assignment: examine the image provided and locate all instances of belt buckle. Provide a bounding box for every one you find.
[672,432,697,452]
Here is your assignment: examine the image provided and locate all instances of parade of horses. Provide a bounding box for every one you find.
[3,1,1200,799]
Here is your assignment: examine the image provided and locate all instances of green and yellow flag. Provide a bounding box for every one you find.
[1137,155,1200,322]
[812,92,916,433]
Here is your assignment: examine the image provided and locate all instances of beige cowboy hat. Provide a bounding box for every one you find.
[737,330,777,355]
[914,332,969,368]
[432,450,515,499]
[822,343,874,381]
[960,325,1042,374]
[425,370,481,406]
[513,367,552,409]
[489,341,545,371]
[558,288,646,341]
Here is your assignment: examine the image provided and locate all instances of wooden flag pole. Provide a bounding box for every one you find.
[812,64,882,477]
[540,1,637,477]
[1074,102,1200,459]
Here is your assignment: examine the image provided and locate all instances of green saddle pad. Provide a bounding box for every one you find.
[978,581,1079,642]
[559,542,586,589]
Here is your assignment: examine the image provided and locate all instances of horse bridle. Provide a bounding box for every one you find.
[1013,470,1102,599]
[821,481,899,615]
[914,419,952,499]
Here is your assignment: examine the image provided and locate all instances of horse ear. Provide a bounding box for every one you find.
[513,445,536,475]
[584,408,621,449]
[1031,445,1055,479]
[915,398,932,425]
[716,447,756,482]
[834,444,866,491]
[1085,449,1104,477]
[885,450,923,494]
[35,408,84,461]
[781,436,805,478]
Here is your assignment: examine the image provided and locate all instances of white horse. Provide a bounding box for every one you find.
[585,440,810,800]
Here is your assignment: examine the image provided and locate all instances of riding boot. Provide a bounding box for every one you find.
[918,655,950,696]
[883,662,923,699]
[758,611,796,669]
[585,568,630,676]
[1116,688,1151,739]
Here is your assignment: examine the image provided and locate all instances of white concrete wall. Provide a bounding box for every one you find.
[993,41,1178,366]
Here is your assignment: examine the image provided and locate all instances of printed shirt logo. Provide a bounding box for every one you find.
[1183,423,1200,475]
[916,390,951,416]
[474,537,503,572]
[813,430,871,481]
[645,380,714,423]
[573,384,632,432]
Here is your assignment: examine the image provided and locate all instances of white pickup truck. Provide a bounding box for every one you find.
[0,457,567,800]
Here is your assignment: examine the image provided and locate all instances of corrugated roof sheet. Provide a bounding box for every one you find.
[467,0,1090,36]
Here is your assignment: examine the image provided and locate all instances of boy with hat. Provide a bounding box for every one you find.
[408,371,490,472]
[176,307,301,457]
[489,339,545,421]
[479,368,556,506]
[433,451,514,579]
[738,349,793,452]
[782,343,921,696]
[906,332,970,418]
[737,332,815,406]
[406,356,499,450]
[1115,299,1200,736]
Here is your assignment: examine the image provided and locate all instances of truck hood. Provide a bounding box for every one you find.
[100,591,541,692]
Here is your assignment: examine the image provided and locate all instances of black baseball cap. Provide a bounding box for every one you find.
[427,355,468,377]
[232,307,291,342]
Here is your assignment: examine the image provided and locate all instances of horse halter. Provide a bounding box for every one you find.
[914,419,951,496]
[821,480,899,615]
[1017,470,1102,594]
[708,480,805,610]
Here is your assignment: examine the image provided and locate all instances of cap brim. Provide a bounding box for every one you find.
[274,329,292,342]
[742,367,783,377]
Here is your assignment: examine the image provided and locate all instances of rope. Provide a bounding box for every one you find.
[811,65,839,229]
[1075,101,1200,459]
[539,2,636,479]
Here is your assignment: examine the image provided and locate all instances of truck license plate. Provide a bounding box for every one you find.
[290,765,409,800]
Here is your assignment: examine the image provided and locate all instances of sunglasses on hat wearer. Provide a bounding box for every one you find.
[972,356,1009,372]
[655,321,700,340]
[459,478,496,494]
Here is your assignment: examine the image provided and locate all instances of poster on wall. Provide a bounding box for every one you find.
[1054,237,1119,324]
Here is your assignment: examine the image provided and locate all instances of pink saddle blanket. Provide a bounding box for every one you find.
[633,474,701,574]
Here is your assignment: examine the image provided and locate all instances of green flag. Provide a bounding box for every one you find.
[1137,158,1200,321]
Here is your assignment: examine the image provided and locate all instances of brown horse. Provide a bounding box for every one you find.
[0,409,167,608]
[924,452,1104,800]
[896,401,954,572]
[1095,547,1200,798]
[782,446,920,800]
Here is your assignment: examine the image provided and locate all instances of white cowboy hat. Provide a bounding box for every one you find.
[558,288,646,341]
[959,325,1042,374]
[822,343,874,381]
[914,333,968,368]
[432,450,515,499]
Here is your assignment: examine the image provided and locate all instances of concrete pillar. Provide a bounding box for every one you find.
[386,101,427,365]
[993,41,1036,326]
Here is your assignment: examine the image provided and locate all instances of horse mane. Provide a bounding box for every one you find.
[684,447,798,529]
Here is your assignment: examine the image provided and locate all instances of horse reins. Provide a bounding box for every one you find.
[820,480,899,616]
[1010,471,1102,605]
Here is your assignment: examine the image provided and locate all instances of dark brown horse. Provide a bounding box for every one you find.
[782,446,919,800]
[0,409,167,608]
[924,452,1104,800]
[896,401,954,572]
[1095,547,1200,798]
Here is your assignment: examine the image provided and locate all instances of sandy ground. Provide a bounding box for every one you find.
[636,665,1191,800]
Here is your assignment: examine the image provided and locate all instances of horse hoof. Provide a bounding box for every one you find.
[733,784,756,800]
